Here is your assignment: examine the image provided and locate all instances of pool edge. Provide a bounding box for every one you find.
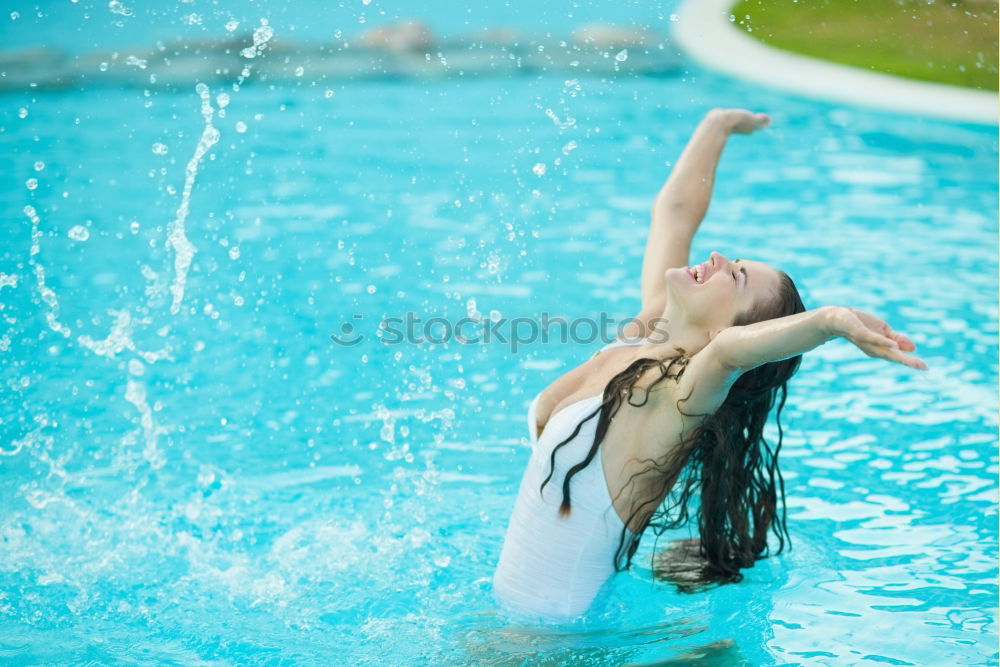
[672,0,999,126]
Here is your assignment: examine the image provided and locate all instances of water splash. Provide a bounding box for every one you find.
[108,0,132,17]
[0,420,51,458]
[25,205,72,338]
[124,373,167,470]
[166,82,219,315]
[0,273,18,291]
[23,206,173,472]
[68,225,89,241]
[240,20,275,59]
[76,308,171,363]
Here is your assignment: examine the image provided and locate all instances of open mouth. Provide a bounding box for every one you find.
[686,263,706,283]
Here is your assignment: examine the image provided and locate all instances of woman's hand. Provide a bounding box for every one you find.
[825,306,928,370]
[708,108,771,135]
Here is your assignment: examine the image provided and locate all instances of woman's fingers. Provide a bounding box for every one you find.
[854,328,898,349]
[847,308,918,352]
[840,308,925,369]
[725,109,772,134]
[888,349,929,370]
[878,326,913,350]
[877,324,917,352]
[892,332,917,351]
[855,338,928,370]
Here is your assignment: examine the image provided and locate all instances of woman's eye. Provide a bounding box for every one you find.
[731,272,737,283]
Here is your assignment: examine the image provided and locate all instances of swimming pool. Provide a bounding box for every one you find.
[1,3,997,665]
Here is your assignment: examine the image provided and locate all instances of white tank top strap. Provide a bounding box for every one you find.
[596,335,647,354]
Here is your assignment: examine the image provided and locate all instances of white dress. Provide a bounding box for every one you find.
[492,337,644,620]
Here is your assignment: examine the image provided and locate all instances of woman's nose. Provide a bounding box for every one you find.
[709,251,728,266]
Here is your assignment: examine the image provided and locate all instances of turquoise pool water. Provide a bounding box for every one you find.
[2,3,998,665]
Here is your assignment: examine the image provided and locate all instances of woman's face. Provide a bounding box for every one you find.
[664,251,783,333]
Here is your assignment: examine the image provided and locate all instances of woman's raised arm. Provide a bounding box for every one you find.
[668,306,927,419]
[639,109,771,316]
[715,306,926,372]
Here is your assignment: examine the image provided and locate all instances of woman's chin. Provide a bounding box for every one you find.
[666,267,694,289]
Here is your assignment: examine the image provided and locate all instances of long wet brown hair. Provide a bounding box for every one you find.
[539,272,806,589]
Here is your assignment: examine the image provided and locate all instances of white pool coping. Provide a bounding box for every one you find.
[673,0,998,125]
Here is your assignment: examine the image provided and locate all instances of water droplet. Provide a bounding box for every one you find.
[10,11,20,20]
[125,55,147,69]
[532,163,546,176]
[129,221,140,234]
[366,284,377,294]
[294,66,305,77]
[216,92,230,108]
[225,19,239,32]
[235,121,247,133]
[68,225,89,241]
[728,14,736,22]
[128,359,144,376]
[615,49,628,62]
[324,89,334,98]
[233,295,245,306]
[151,142,168,155]
[228,246,240,260]
[669,13,679,22]
[33,161,44,171]
[241,20,275,58]
[108,0,132,17]
[99,62,109,72]
[17,107,27,118]
[25,178,37,190]
[561,140,578,155]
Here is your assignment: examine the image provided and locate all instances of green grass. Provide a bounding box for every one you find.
[730,0,999,91]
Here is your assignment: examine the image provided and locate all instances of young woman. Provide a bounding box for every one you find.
[492,108,928,621]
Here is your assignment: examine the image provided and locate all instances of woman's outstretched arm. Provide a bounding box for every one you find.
[715,306,926,371]
[639,108,771,315]
[670,306,927,418]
